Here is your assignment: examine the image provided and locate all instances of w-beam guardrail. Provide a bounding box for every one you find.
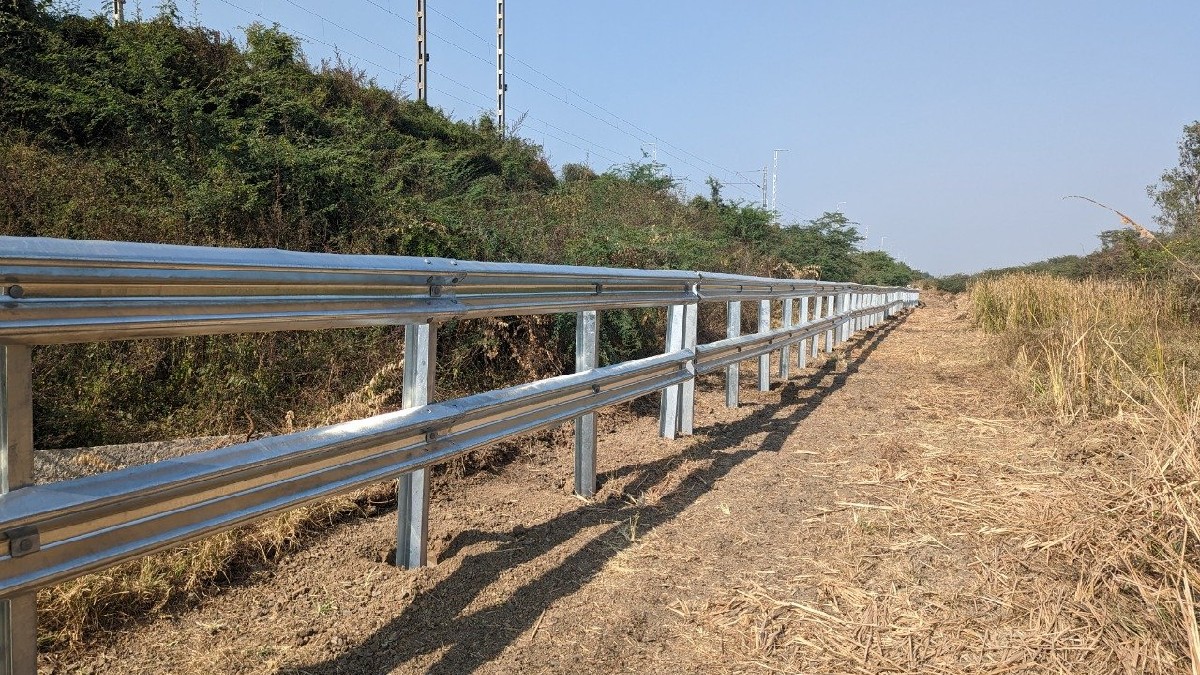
[0,236,918,673]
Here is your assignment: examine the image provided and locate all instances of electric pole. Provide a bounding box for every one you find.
[496,0,506,134]
[771,149,788,215]
[761,166,768,208]
[112,0,124,24]
[416,0,428,102]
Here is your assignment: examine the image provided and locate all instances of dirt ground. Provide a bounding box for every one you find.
[41,295,1117,674]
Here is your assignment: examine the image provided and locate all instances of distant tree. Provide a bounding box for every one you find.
[852,249,917,286]
[1148,121,1200,234]
[780,211,863,281]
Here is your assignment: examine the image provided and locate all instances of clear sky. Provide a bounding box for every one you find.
[137,0,1199,274]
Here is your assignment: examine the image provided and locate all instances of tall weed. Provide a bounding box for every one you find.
[971,274,1200,671]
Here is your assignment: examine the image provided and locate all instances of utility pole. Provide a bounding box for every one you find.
[761,166,769,209]
[496,0,506,134]
[771,149,788,215]
[416,0,428,102]
[112,0,124,24]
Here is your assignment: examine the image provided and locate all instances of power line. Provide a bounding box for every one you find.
[215,0,404,78]
[423,5,756,189]
[359,2,757,200]
[217,0,750,199]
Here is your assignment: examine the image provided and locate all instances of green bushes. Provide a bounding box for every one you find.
[1,4,920,447]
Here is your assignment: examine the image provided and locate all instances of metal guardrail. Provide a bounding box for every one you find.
[0,236,918,673]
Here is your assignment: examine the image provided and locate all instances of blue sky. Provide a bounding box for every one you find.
[129,0,1199,274]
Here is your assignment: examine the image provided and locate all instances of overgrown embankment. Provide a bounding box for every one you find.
[971,274,1200,672]
[0,2,918,449]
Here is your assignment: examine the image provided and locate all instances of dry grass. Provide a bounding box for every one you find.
[667,292,1199,674]
[38,481,397,649]
[971,274,1190,420]
[968,274,1200,674]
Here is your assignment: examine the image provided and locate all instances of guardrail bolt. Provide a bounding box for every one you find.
[429,284,443,297]
[4,284,24,299]
[6,526,39,557]
[593,283,603,295]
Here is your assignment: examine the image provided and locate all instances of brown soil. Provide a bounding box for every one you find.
[40,296,1116,674]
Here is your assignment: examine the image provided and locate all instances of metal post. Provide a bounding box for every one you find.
[824,295,835,353]
[778,298,792,380]
[771,149,788,214]
[112,0,124,24]
[495,0,505,134]
[842,292,852,342]
[416,0,428,102]
[573,311,597,497]
[396,323,435,569]
[679,299,698,435]
[797,296,809,370]
[659,304,684,439]
[840,290,849,341]
[757,300,771,391]
[1,345,36,675]
[811,295,822,359]
[725,301,740,407]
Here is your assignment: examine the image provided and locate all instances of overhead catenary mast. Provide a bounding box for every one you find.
[416,0,428,101]
[771,149,788,217]
[496,0,506,134]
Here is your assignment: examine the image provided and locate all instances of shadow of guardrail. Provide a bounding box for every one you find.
[284,313,908,675]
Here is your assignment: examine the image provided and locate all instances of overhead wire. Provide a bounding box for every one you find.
[358,2,756,198]
[217,0,763,201]
[424,4,760,197]
[233,0,638,172]
[214,0,404,78]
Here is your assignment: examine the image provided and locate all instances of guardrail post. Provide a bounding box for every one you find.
[797,296,809,370]
[573,310,598,497]
[1,345,36,675]
[778,298,792,380]
[659,304,685,439]
[396,322,436,569]
[824,294,836,354]
[835,293,843,342]
[757,299,771,392]
[810,295,822,360]
[679,298,698,436]
[725,300,740,408]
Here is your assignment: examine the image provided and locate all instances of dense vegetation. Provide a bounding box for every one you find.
[0,1,919,447]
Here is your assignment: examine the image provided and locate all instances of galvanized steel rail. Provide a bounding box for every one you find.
[0,236,917,673]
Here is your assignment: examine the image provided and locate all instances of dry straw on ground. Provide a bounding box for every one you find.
[667,289,1198,674]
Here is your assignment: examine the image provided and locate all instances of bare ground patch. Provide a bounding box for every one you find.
[41,297,1168,674]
